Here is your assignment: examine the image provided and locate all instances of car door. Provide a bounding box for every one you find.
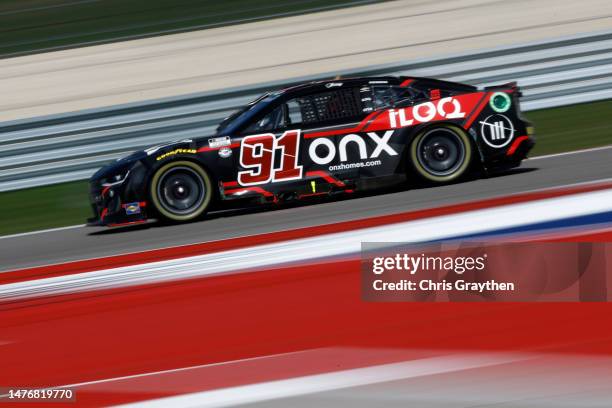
[234,85,378,193]
[235,103,299,188]
[298,85,376,181]
[234,92,346,192]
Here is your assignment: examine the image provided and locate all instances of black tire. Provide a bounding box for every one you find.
[409,124,472,183]
[150,160,213,222]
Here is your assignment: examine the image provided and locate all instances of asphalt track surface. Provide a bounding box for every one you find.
[2,0,612,121]
[1,146,611,272]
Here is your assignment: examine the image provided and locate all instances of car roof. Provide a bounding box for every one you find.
[279,76,408,95]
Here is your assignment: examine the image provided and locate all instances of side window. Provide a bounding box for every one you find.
[286,96,317,125]
[244,87,377,134]
[312,89,362,122]
[286,88,369,127]
[287,99,304,126]
[243,105,285,134]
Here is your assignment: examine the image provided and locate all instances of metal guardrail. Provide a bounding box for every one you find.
[1,31,611,192]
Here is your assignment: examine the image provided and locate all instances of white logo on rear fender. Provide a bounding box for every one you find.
[480,114,515,148]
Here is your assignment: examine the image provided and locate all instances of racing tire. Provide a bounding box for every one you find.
[409,124,472,183]
[150,160,213,222]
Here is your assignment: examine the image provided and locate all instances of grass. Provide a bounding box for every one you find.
[0,99,610,236]
[524,99,612,156]
[0,180,90,236]
[0,0,379,58]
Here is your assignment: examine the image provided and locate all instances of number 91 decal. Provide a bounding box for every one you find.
[238,130,303,186]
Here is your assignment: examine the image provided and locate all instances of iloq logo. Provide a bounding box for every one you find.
[479,114,515,148]
[387,97,466,128]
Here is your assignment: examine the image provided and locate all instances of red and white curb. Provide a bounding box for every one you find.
[2,184,612,302]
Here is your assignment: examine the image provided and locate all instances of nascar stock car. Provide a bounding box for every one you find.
[88,76,535,226]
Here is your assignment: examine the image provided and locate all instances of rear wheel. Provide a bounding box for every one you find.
[150,161,212,222]
[409,125,472,183]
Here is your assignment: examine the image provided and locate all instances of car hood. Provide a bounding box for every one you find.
[90,150,147,182]
[91,138,204,182]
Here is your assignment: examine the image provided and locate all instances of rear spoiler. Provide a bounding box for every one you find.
[484,81,522,97]
[402,76,477,93]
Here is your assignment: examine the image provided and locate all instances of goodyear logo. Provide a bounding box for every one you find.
[156,148,196,161]
[123,202,141,215]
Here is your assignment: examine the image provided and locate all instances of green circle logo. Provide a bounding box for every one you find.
[490,92,511,113]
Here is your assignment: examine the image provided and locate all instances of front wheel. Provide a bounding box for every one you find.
[409,125,473,183]
[150,161,213,222]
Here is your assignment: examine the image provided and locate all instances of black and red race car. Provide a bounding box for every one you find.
[88,76,534,226]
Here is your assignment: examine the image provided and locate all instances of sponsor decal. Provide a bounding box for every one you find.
[208,136,231,148]
[362,93,483,132]
[369,80,388,84]
[309,131,397,165]
[237,130,398,186]
[155,148,196,161]
[489,92,512,113]
[328,159,382,172]
[325,82,343,88]
[218,147,232,158]
[387,97,466,128]
[480,114,515,148]
[124,202,141,215]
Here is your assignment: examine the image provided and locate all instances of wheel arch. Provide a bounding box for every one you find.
[402,121,479,183]
[396,121,484,175]
[146,155,221,202]
[146,156,217,222]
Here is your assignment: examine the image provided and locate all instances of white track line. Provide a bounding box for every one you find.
[114,352,535,408]
[62,350,312,389]
[528,144,612,160]
[0,350,311,399]
[0,224,86,240]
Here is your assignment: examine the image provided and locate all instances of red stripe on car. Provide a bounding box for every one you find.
[506,135,530,156]
[463,92,491,129]
[304,112,378,138]
[225,187,275,197]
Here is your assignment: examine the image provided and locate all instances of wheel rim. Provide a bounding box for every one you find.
[157,166,206,215]
[416,128,466,177]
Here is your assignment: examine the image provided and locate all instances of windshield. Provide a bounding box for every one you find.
[216,91,283,134]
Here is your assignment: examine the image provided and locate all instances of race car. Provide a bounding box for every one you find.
[88,76,535,226]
